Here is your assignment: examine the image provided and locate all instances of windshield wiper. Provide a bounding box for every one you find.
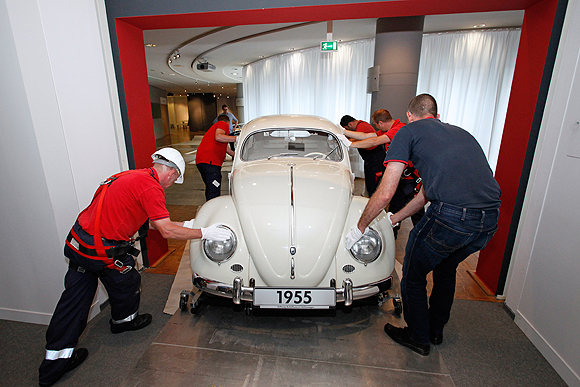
[268,152,299,160]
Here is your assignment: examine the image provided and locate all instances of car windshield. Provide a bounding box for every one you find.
[240,129,344,162]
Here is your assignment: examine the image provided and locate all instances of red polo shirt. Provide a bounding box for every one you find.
[355,121,378,150]
[196,121,229,166]
[78,168,169,241]
[377,119,405,151]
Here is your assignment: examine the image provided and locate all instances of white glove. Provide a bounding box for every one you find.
[387,212,400,228]
[345,225,368,250]
[201,223,231,241]
[183,219,195,229]
[336,134,351,148]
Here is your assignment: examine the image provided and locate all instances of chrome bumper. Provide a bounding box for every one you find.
[192,274,392,307]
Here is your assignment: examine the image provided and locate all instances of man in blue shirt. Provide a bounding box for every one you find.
[346,94,501,356]
[213,104,238,134]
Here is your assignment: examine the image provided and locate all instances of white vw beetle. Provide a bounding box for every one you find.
[182,114,399,314]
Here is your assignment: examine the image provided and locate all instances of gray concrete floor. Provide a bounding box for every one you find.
[120,291,455,387]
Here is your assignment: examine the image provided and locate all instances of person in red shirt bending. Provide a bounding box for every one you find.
[341,109,424,237]
[340,115,386,196]
[39,147,230,387]
[196,114,238,201]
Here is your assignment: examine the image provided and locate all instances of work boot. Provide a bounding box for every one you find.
[110,313,152,334]
[39,348,88,386]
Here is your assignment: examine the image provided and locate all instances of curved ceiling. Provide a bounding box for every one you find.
[144,11,524,97]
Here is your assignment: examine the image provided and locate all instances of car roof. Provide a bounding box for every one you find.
[241,114,342,136]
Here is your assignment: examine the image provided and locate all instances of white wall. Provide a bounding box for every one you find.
[506,1,580,385]
[0,0,125,324]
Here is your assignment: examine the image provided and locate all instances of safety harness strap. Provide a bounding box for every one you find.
[402,166,423,194]
[67,170,152,273]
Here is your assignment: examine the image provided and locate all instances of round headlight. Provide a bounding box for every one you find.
[349,228,382,264]
[203,225,237,263]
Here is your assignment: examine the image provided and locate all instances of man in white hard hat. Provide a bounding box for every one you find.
[39,147,229,386]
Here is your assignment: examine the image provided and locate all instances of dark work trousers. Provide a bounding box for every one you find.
[39,222,141,385]
[389,178,425,238]
[196,163,222,201]
[400,202,499,346]
[361,150,386,196]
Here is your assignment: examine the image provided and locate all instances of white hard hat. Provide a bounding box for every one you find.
[151,147,185,184]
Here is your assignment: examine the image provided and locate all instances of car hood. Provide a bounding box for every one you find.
[232,159,352,286]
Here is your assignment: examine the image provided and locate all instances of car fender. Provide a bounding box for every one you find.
[190,196,251,285]
[335,196,396,286]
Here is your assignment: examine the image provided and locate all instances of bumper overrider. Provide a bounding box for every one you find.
[192,273,392,307]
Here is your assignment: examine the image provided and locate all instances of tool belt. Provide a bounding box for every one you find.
[66,170,151,273]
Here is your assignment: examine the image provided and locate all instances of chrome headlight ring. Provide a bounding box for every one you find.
[203,225,237,263]
[349,227,382,264]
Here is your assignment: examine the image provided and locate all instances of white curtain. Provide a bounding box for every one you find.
[243,39,374,125]
[417,28,521,172]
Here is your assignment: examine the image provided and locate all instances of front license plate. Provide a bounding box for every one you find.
[253,287,336,309]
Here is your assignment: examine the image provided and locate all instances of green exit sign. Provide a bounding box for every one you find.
[321,41,338,51]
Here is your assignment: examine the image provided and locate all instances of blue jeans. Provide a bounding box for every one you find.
[401,201,499,345]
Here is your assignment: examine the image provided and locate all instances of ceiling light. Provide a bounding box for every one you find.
[474,24,486,28]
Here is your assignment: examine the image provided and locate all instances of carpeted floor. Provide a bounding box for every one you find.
[437,299,566,387]
[0,272,174,387]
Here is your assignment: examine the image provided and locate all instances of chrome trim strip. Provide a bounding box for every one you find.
[192,274,392,304]
[289,163,296,280]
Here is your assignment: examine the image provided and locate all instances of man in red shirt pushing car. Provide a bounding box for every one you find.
[39,147,230,386]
